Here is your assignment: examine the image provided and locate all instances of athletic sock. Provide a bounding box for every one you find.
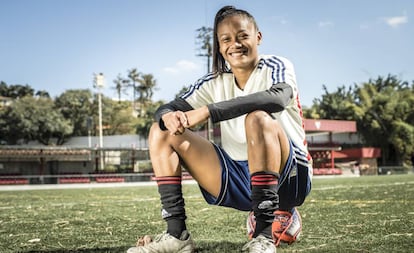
[156,176,187,239]
[251,171,279,239]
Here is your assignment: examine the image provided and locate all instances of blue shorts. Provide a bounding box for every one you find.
[199,140,312,211]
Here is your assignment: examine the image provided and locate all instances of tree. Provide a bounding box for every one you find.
[55,89,94,136]
[112,69,159,115]
[0,106,21,145]
[35,90,50,98]
[352,75,414,165]
[135,100,164,138]
[4,96,72,145]
[0,81,8,96]
[195,26,213,72]
[105,99,139,135]
[0,82,47,99]
[127,68,142,110]
[136,73,157,117]
[55,88,146,137]
[138,74,157,101]
[112,74,129,103]
[0,82,72,145]
[305,84,355,120]
[0,82,34,98]
[306,75,414,165]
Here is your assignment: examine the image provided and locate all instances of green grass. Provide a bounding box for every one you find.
[1,175,413,252]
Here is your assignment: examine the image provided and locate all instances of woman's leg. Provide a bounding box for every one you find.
[244,111,290,239]
[245,111,290,175]
[148,123,222,197]
[147,123,222,239]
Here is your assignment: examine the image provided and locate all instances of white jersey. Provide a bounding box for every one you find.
[182,55,308,162]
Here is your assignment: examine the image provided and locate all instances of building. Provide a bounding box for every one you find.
[304,119,380,175]
[0,119,381,184]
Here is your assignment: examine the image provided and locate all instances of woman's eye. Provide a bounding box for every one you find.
[239,34,249,40]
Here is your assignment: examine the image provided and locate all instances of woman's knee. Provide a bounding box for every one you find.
[148,122,168,146]
[244,110,288,145]
[245,110,277,132]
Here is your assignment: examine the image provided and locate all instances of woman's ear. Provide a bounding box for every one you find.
[257,31,262,45]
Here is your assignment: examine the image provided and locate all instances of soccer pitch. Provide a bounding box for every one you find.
[1,175,413,252]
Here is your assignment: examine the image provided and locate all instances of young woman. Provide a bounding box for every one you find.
[128,5,312,253]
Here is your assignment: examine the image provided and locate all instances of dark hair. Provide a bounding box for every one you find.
[212,6,259,73]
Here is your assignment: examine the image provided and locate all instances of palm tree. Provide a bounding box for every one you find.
[112,74,129,103]
[139,74,157,100]
[127,68,141,110]
[137,74,157,116]
[196,26,213,73]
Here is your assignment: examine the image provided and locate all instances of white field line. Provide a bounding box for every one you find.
[1,177,413,192]
[0,180,198,191]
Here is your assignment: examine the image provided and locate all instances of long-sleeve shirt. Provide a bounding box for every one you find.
[155,55,309,163]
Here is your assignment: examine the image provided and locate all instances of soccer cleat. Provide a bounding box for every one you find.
[126,230,195,253]
[242,235,276,253]
[246,208,302,247]
[272,208,302,246]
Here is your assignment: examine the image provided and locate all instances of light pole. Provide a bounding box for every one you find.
[94,73,105,171]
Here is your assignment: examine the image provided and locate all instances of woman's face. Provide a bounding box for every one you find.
[217,15,262,72]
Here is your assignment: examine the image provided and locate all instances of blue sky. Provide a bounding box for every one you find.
[0,0,412,107]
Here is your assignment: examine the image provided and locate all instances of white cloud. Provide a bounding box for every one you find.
[163,60,200,74]
[318,21,334,28]
[382,13,408,28]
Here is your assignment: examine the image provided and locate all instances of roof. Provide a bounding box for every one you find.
[303,119,357,133]
[311,147,381,159]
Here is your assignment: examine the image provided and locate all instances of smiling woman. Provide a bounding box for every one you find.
[126,5,312,253]
[216,14,262,89]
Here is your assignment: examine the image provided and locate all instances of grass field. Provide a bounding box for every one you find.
[1,174,413,253]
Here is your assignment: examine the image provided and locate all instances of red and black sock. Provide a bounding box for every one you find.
[251,171,279,239]
[156,176,187,239]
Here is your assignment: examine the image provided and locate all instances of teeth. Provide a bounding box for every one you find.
[231,52,244,57]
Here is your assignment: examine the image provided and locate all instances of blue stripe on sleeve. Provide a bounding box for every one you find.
[180,72,218,99]
[262,56,287,84]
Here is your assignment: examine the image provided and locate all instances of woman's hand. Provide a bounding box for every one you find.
[161,111,188,135]
[161,106,210,136]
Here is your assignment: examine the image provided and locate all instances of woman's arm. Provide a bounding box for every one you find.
[154,98,194,131]
[155,82,292,130]
[207,82,293,123]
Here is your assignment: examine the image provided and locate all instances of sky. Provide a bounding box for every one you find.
[0,0,413,107]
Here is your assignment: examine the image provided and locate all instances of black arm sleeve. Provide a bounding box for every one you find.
[207,82,293,123]
[154,98,194,130]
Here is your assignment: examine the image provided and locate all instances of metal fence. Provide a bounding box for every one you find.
[0,147,154,185]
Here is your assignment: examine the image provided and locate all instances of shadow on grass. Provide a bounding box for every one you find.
[24,241,245,253]
[25,247,128,253]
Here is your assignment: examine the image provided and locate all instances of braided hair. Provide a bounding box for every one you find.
[212,6,259,73]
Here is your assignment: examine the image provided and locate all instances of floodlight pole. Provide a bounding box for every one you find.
[94,73,105,171]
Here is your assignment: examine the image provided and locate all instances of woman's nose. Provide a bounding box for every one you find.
[234,41,242,47]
